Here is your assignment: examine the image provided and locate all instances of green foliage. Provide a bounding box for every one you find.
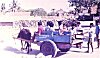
[30,8,47,16]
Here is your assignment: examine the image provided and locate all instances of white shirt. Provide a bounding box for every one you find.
[71,27,77,39]
[76,25,82,30]
[89,27,96,42]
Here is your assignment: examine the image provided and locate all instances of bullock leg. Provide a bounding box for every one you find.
[26,42,30,54]
[26,41,32,54]
[28,42,32,51]
[21,40,24,51]
[27,42,30,53]
[25,41,28,49]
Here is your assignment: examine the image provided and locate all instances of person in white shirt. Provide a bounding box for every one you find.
[76,22,82,30]
[71,24,77,40]
[86,23,95,53]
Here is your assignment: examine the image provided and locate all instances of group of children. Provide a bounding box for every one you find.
[35,20,100,53]
[18,20,100,53]
[70,21,100,53]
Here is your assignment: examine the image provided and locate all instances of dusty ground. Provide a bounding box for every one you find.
[0,39,100,58]
[0,31,100,58]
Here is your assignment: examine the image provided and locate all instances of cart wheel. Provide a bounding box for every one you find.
[40,40,57,57]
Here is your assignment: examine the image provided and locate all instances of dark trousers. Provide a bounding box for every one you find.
[96,34,99,48]
[87,38,93,52]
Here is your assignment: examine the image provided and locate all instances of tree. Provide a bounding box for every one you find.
[1,3,5,12]
[48,9,57,16]
[30,8,47,16]
[8,0,21,12]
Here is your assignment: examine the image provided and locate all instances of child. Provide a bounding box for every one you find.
[71,24,77,40]
[45,21,54,32]
[32,21,44,42]
[86,23,95,53]
[59,23,70,35]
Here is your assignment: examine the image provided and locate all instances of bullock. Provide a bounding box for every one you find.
[17,28,32,53]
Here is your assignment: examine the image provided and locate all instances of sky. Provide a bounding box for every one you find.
[0,0,12,3]
[0,0,70,12]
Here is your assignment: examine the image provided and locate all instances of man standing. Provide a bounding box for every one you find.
[95,20,100,48]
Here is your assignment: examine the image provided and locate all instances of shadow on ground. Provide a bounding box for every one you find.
[55,51,67,57]
[69,50,85,53]
[55,49,87,58]
[4,46,40,55]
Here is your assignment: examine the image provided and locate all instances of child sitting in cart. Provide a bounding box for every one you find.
[59,23,70,35]
[32,21,44,42]
[45,21,54,32]
[32,21,54,42]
